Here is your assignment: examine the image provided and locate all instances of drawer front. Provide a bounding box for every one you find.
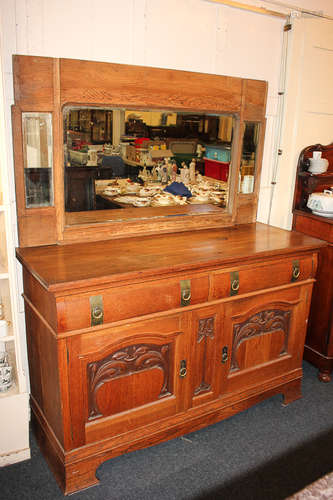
[57,273,209,333]
[211,255,314,300]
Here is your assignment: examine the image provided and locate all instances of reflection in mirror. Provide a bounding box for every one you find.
[22,112,53,208]
[63,107,235,215]
[239,122,260,194]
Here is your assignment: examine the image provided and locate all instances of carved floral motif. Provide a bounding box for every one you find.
[231,309,290,371]
[194,316,215,396]
[197,317,215,343]
[87,344,170,420]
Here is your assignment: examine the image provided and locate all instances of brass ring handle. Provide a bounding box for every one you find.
[92,306,103,319]
[292,268,300,280]
[181,290,191,302]
[231,279,240,291]
[179,367,187,378]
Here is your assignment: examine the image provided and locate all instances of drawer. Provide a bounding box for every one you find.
[57,273,209,333]
[210,255,315,300]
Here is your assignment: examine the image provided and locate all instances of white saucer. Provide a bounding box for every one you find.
[312,210,333,218]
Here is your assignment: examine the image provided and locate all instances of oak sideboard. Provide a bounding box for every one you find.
[11,55,326,494]
[16,223,325,494]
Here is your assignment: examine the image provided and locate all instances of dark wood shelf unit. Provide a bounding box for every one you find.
[292,142,333,382]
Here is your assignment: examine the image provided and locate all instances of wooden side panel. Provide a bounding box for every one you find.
[24,302,64,446]
[293,212,333,243]
[18,213,58,248]
[60,59,243,113]
[243,79,268,121]
[13,55,55,108]
[11,96,58,248]
[306,244,333,355]
[23,268,58,331]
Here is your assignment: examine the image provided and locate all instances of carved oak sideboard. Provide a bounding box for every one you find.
[16,223,325,494]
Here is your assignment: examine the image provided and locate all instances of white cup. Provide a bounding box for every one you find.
[312,151,322,160]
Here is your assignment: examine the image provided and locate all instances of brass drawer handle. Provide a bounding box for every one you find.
[180,279,191,306]
[230,271,240,296]
[293,268,300,280]
[231,279,240,292]
[181,290,191,302]
[292,260,300,282]
[90,295,104,326]
[92,306,103,320]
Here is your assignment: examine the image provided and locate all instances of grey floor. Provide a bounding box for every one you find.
[1,361,333,500]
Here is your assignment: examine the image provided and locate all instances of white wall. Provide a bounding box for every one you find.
[270,15,333,229]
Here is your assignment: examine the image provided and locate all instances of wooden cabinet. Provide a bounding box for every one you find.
[16,224,325,494]
[65,166,114,212]
[11,55,326,494]
[293,142,333,382]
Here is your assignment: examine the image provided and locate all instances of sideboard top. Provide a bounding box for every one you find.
[16,223,326,294]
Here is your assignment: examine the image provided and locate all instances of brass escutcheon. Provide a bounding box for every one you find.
[179,359,187,378]
[221,346,228,363]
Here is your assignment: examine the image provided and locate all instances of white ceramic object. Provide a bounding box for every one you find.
[307,190,333,216]
[241,175,254,194]
[0,364,12,392]
[308,157,329,174]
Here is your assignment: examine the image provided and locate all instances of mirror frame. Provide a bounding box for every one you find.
[12,55,267,247]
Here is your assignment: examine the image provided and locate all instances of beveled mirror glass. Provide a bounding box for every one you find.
[22,112,53,208]
[239,122,260,194]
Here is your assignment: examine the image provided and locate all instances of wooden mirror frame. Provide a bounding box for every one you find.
[12,55,267,247]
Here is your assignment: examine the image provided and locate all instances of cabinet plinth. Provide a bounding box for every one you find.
[16,223,325,494]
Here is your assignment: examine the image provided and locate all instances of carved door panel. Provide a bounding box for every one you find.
[220,284,312,396]
[189,305,226,408]
[66,313,188,448]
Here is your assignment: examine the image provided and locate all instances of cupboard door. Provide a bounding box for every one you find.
[66,314,188,447]
[221,284,312,396]
[189,305,224,408]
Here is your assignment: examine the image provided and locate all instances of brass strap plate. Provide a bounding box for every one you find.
[90,295,104,326]
[230,271,240,296]
[180,279,191,307]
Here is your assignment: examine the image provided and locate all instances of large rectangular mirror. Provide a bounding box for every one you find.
[63,106,235,218]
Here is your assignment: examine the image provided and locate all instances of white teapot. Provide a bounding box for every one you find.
[307,189,333,216]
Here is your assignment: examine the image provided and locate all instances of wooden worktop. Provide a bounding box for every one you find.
[16,223,326,293]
